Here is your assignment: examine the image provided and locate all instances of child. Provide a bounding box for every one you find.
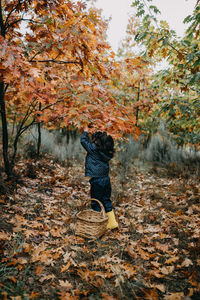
[80,130,118,229]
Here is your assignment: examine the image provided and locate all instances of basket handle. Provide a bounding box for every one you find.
[90,198,107,219]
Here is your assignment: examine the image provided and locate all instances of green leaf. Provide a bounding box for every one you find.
[183,15,193,24]
[186,53,195,62]
[149,5,161,14]
[182,40,191,47]
[194,73,200,82]
[131,0,140,7]
[193,57,200,69]
[136,10,145,17]
[47,17,53,25]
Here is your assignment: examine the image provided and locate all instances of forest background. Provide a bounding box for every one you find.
[0,0,200,299]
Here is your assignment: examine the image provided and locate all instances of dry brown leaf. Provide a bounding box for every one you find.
[59,280,73,289]
[10,276,17,283]
[23,243,32,253]
[29,291,40,299]
[39,274,55,282]
[16,258,28,264]
[164,292,184,300]
[196,259,200,266]
[35,265,44,276]
[138,248,151,260]
[154,284,166,293]
[102,293,117,300]
[0,231,11,240]
[61,261,71,272]
[160,266,174,275]
[165,256,179,264]
[181,258,193,267]
[63,252,71,263]
[151,261,161,268]
[149,269,165,278]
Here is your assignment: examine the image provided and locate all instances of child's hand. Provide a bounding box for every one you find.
[84,126,89,132]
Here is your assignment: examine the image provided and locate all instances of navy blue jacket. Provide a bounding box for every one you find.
[80,131,113,178]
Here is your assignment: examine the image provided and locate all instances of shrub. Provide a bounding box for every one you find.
[22,126,84,164]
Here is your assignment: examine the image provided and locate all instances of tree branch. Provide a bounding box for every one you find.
[40,99,65,112]
[4,0,21,27]
[20,119,36,136]
[0,0,5,37]
[29,46,61,63]
[29,50,43,62]
[4,83,9,93]
[30,59,81,65]
[6,18,41,30]
[142,0,186,56]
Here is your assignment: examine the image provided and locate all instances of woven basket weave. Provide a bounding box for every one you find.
[75,199,108,239]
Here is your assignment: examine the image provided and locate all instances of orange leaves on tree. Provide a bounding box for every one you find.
[1,0,140,142]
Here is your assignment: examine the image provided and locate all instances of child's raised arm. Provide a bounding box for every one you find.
[80,131,95,154]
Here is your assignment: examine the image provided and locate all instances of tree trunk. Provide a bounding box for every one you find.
[36,102,41,159]
[0,82,11,176]
[0,3,11,176]
[136,85,140,126]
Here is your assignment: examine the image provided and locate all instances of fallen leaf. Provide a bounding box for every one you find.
[59,279,73,289]
[165,256,179,264]
[155,284,166,293]
[61,261,71,272]
[164,292,184,300]
[102,293,117,300]
[35,265,44,276]
[0,231,11,240]
[160,266,174,275]
[39,274,55,282]
[29,291,40,299]
[181,258,193,267]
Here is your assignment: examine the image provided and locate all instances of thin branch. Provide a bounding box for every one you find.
[142,0,185,56]
[29,46,61,63]
[40,99,65,112]
[53,53,60,60]
[30,59,81,65]
[4,83,9,93]
[20,119,36,136]
[40,93,84,112]
[6,18,24,29]
[29,50,43,62]
[17,99,37,134]
[195,0,200,7]
[6,18,40,29]
[4,0,21,27]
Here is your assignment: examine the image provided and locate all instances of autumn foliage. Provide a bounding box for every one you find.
[0,0,142,176]
[127,0,200,147]
[0,1,200,298]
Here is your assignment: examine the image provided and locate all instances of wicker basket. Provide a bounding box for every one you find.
[75,199,108,239]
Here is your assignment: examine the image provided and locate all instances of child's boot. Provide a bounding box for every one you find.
[106,210,118,229]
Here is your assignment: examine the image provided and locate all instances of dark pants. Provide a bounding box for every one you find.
[89,176,113,213]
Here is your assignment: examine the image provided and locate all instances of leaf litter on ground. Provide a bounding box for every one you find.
[0,157,200,299]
